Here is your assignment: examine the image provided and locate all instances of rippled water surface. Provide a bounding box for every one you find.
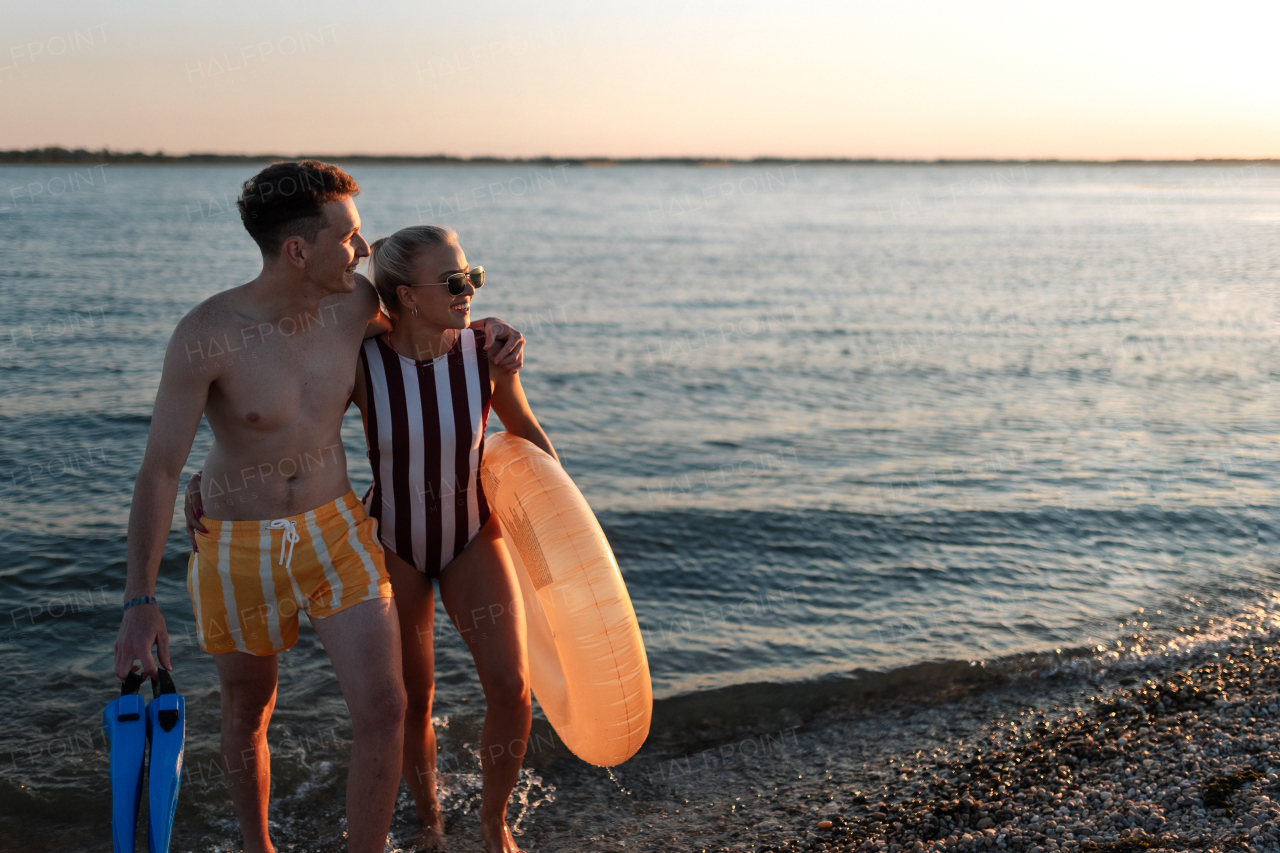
[2,162,1279,849]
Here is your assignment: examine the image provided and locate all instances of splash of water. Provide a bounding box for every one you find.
[430,739,557,834]
[605,766,633,796]
[509,768,557,836]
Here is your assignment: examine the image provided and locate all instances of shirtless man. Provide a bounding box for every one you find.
[112,160,523,853]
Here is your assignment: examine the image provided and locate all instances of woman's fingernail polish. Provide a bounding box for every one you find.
[195,508,202,519]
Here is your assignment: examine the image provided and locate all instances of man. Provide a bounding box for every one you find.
[113,160,523,853]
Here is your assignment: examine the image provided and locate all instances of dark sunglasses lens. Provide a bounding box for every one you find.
[446,269,483,294]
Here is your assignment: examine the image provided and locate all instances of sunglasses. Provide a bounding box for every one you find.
[407,267,484,296]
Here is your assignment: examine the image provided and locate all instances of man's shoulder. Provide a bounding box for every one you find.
[346,272,380,311]
[161,286,258,373]
[172,285,251,338]
[313,273,378,324]
[171,276,379,352]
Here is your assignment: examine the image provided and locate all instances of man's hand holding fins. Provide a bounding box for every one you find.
[115,598,173,680]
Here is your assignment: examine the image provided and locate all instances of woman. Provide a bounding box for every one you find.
[189,225,555,853]
[356,224,555,853]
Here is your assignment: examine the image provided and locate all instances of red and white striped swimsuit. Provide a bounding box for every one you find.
[359,329,492,578]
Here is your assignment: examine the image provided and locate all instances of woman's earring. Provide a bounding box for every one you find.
[412,307,418,316]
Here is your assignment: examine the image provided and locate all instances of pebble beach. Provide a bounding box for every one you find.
[515,627,1280,853]
[735,647,1280,853]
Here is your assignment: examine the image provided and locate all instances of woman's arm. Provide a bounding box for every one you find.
[488,356,557,463]
[350,355,368,418]
[358,274,393,340]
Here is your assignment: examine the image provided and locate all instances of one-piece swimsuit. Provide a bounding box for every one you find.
[358,328,491,577]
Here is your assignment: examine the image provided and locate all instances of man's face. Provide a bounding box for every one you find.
[304,197,369,293]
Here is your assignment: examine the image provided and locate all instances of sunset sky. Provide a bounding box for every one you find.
[2,0,1277,160]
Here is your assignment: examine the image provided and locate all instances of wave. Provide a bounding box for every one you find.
[599,503,1275,565]
[641,589,1280,754]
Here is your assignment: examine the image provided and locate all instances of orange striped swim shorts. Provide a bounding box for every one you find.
[187,490,392,656]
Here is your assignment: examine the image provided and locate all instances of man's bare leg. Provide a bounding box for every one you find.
[439,521,532,853]
[215,652,280,853]
[385,548,447,849]
[311,597,408,853]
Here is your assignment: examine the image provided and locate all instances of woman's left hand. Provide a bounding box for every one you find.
[184,472,207,552]
[475,317,525,372]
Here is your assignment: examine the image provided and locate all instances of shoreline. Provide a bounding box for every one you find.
[762,646,1280,853]
[510,636,1280,853]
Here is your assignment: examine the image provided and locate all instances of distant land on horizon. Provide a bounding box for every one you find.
[1,147,1276,167]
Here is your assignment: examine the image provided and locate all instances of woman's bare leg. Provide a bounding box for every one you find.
[384,547,447,850]
[438,519,531,853]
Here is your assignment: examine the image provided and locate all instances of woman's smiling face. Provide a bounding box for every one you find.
[399,239,475,330]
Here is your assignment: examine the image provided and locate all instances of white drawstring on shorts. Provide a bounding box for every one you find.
[269,519,300,569]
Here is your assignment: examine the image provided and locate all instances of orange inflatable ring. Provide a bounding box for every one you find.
[480,432,652,766]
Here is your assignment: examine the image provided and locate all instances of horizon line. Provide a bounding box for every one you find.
[1,147,1277,167]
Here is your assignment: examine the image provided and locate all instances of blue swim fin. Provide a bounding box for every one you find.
[145,669,185,853]
[103,671,147,853]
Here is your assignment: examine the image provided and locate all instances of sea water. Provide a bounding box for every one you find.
[1,162,1278,849]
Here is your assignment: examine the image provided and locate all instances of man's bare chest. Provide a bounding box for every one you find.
[201,322,358,433]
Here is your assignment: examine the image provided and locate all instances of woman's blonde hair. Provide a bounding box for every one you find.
[367,224,457,316]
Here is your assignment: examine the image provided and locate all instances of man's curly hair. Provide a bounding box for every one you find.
[236,160,360,255]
